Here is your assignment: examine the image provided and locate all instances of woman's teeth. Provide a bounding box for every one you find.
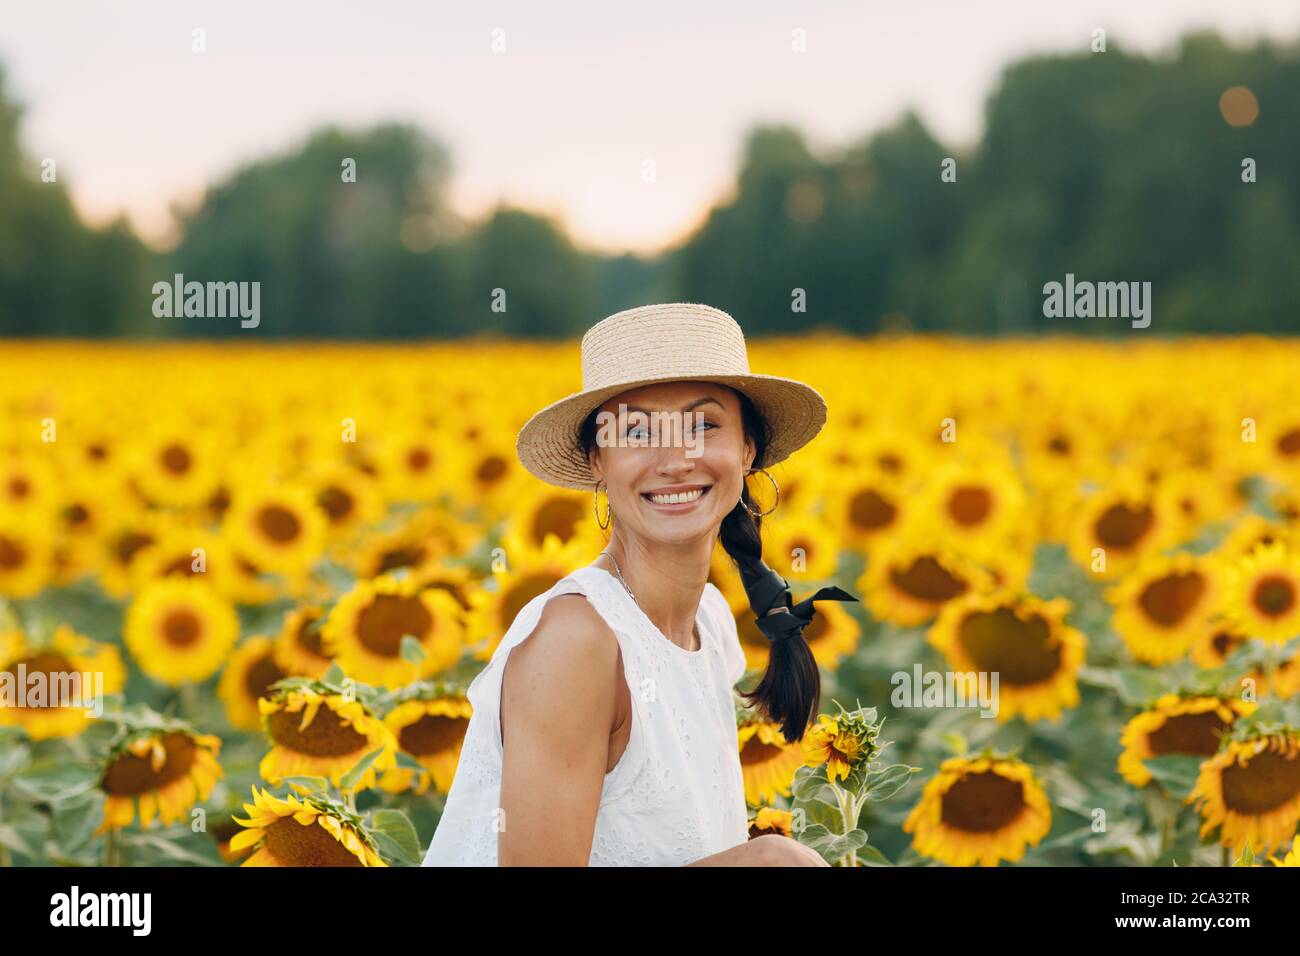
[647,488,705,504]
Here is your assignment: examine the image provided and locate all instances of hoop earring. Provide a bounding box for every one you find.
[593,480,612,530]
[741,467,780,519]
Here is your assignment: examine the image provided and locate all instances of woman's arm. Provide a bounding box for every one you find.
[686,834,831,867]
[497,594,623,866]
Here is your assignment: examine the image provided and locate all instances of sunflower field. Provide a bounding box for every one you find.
[3,336,1300,868]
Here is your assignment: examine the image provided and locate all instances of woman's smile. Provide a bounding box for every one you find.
[641,482,712,511]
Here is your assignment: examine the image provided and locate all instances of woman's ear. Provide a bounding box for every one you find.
[588,444,603,483]
[743,433,756,473]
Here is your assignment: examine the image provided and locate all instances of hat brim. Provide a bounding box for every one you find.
[515,372,827,490]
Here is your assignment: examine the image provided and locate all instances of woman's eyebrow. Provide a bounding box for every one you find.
[622,397,725,415]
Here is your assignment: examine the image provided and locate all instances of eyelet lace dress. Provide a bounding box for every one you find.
[422,565,751,866]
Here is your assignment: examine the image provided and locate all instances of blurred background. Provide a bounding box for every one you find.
[2,0,1298,338]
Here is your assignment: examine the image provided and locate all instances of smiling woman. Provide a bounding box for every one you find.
[420,302,850,866]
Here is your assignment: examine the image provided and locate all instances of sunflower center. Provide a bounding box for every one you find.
[1094,503,1154,550]
[257,505,302,544]
[1252,575,1296,618]
[957,608,1062,684]
[102,733,198,795]
[877,453,903,474]
[356,594,433,657]
[948,487,992,526]
[114,531,154,564]
[317,486,354,522]
[244,652,286,702]
[407,448,433,472]
[296,613,327,655]
[1147,710,1230,756]
[398,713,468,755]
[162,554,202,577]
[377,545,427,574]
[477,455,509,485]
[3,653,76,710]
[64,503,90,527]
[160,444,192,475]
[1277,429,1300,457]
[262,817,364,867]
[740,738,785,766]
[502,574,562,625]
[1138,572,1207,627]
[1211,631,1244,658]
[162,609,203,647]
[0,535,25,569]
[1220,745,1300,815]
[939,770,1026,833]
[848,489,897,531]
[532,498,585,545]
[267,705,369,756]
[889,556,968,603]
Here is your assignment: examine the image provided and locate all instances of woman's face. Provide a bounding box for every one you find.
[588,380,756,547]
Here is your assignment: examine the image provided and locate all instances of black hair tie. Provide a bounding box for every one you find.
[737,558,858,643]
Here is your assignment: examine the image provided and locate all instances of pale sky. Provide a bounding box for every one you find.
[3,0,1296,255]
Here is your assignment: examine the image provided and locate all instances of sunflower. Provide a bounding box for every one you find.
[124,577,240,686]
[1223,540,1300,644]
[738,717,805,805]
[96,729,223,834]
[1188,729,1300,855]
[762,510,841,582]
[223,483,327,577]
[803,712,874,782]
[458,436,526,516]
[749,805,795,839]
[0,452,59,519]
[258,686,398,790]
[209,813,257,864]
[1190,620,1300,700]
[273,605,334,678]
[1217,513,1297,562]
[1117,694,1257,787]
[378,695,473,795]
[0,518,53,598]
[98,509,167,598]
[859,538,990,628]
[506,485,593,549]
[464,532,590,658]
[323,574,464,687]
[230,786,385,867]
[928,590,1085,723]
[825,469,909,554]
[129,524,236,596]
[217,636,288,731]
[129,427,224,508]
[373,426,450,504]
[1106,551,1223,665]
[903,754,1051,867]
[916,459,1027,559]
[0,626,125,740]
[306,461,384,541]
[1067,481,1171,579]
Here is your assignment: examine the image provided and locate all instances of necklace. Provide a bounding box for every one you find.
[599,549,701,651]
[600,549,636,601]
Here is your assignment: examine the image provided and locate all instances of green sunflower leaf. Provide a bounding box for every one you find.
[400,634,427,665]
[370,808,422,865]
[338,747,387,791]
[283,775,330,792]
[1142,754,1204,801]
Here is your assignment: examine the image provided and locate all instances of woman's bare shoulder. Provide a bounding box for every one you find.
[507,591,620,682]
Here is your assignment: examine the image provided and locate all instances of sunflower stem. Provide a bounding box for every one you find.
[103,828,115,867]
[833,783,857,867]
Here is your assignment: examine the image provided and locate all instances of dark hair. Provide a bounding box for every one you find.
[577,386,820,742]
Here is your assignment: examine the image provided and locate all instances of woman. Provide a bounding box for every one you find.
[422,303,853,866]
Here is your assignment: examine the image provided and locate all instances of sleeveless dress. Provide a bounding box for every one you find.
[421,564,751,866]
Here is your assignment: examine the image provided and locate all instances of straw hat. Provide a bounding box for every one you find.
[515,303,827,490]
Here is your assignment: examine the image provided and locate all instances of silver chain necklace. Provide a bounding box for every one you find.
[599,549,637,601]
[599,549,701,650]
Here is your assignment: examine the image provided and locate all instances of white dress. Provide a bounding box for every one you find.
[421,564,751,866]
